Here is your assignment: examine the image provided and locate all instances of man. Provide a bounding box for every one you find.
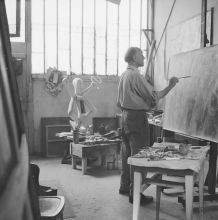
[117,47,179,204]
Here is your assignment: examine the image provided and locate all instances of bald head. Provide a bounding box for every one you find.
[124,47,145,67]
[124,47,140,63]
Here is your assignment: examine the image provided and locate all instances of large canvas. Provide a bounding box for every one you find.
[163,45,218,143]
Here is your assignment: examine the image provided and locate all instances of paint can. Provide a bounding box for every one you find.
[73,129,79,144]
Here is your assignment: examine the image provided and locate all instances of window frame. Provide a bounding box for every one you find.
[6,0,21,37]
[31,0,149,76]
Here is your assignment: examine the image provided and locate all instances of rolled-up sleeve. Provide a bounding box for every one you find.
[134,73,158,104]
[117,67,158,110]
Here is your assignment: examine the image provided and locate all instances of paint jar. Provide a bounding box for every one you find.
[157,137,162,143]
[73,129,79,144]
[88,124,93,135]
[179,143,189,155]
[117,128,121,137]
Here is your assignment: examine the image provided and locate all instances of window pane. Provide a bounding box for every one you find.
[5,0,17,34]
[45,0,57,71]
[32,54,44,73]
[71,0,82,74]
[141,0,148,29]
[83,0,94,75]
[96,0,106,75]
[58,0,70,72]
[141,0,148,75]
[130,0,141,47]
[32,0,44,73]
[31,0,147,75]
[9,0,25,42]
[118,0,130,75]
[107,2,118,75]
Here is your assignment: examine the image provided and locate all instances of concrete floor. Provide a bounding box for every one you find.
[31,157,218,220]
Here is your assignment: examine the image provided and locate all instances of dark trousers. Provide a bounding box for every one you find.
[120,109,150,194]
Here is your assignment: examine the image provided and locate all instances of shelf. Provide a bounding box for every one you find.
[41,117,71,157]
[46,124,70,128]
[47,139,70,143]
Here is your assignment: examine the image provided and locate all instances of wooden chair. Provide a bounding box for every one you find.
[39,196,65,220]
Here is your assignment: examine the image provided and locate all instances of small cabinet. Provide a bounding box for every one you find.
[41,117,71,157]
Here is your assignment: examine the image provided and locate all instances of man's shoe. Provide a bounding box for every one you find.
[119,188,129,195]
[129,194,153,205]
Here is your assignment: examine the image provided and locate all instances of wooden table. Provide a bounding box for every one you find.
[70,142,120,174]
[128,156,207,220]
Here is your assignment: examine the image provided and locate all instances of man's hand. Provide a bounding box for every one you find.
[169,77,179,88]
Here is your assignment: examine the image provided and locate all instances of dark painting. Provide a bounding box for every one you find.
[92,117,118,134]
[163,45,218,143]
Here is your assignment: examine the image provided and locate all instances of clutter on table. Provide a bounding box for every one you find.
[132,142,209,161]
[147,110,164,126]
[56,129,121,145]
[81,130,121,145]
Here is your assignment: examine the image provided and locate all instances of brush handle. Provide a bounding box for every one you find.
[178,76,191,79]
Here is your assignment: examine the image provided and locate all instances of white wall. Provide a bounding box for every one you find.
[154,0,200,90]
[153,0,218,108]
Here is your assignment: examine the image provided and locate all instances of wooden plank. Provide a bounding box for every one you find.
[144,178,185,188]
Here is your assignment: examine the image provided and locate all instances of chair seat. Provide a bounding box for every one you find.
[39,196,65,220]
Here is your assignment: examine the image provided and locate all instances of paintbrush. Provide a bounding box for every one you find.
[178,75,192,79]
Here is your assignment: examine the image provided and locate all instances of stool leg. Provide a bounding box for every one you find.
[98,154,102,166]
[72,156,77,169]
[199,162,204,220]
[82,157,87,175]
[156,185,161,220]
[185,175,194,220]
[115,153,118,169]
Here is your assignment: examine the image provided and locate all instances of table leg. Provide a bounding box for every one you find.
[98,154,103,166]
[156,185,161,220]
[133,171,142,220]
[115,153,118,169]
[185,175,194,220]
[199,161,204,220]
[206,144,217,194]
[72,156,77,169]
[82,157,87,175]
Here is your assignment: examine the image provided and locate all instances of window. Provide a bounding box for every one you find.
[5,0,25,42]
[31,0,148,75]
